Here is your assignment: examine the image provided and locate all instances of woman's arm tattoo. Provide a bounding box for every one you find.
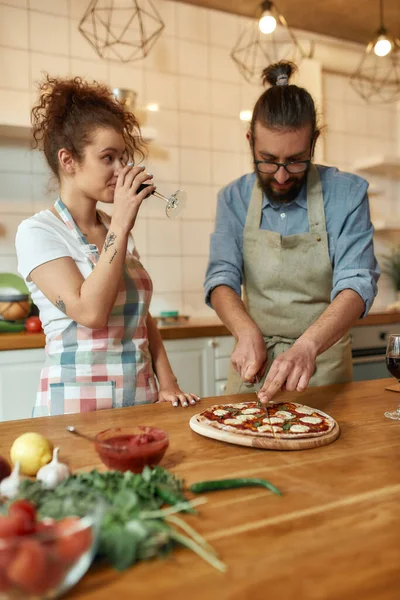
[104,231,117,253]
[55,296,66,313]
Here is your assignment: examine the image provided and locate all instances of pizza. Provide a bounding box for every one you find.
[194,401,336,439]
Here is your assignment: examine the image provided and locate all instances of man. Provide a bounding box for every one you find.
[204,61,379,404]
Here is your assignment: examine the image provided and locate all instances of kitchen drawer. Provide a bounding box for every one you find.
[215,356,231,380]
[213,336,234,358]
[215,380,228,396]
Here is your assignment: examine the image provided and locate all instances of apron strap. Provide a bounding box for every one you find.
[54,197,99,268]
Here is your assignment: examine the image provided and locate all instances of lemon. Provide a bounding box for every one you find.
[10,432,53,476]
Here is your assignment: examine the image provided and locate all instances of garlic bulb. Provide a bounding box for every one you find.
[0,461,21,499]
[36,447,70,489]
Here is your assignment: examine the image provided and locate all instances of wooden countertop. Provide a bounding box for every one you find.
[2,311,400,351]
[0,379,398,599]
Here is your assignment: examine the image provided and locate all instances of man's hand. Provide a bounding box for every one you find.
[258,339,317,404]
[231,329,268,383]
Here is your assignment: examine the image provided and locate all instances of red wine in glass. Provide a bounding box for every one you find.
[385,334,400,420]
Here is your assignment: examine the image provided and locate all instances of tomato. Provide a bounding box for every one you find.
[0,515,21,538]
[24,316,42,333]
[53,517,92,564]
[0,547,16,570]
[0,569,11,592]
[9,500,36,523]
[7,538,49,595]
[8,501,36,535]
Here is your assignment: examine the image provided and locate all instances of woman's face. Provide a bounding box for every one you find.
[72,127,129,203]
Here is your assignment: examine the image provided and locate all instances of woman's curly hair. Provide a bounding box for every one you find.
[31,75,145,178]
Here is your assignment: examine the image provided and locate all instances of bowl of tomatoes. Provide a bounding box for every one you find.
[0,499,103,598]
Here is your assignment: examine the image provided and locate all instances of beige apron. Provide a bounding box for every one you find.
[227,165,353,394]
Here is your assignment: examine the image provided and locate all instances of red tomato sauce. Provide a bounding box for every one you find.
[95,430,169,472]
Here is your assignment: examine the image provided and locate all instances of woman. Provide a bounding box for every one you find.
[16,76,199,416]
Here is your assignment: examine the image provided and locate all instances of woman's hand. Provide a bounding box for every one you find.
[112,164,155,234]
[156,384,200,408]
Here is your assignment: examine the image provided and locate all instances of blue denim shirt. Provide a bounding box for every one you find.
[204,165,380,317]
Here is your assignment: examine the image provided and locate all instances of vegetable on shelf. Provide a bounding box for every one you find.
[189,477,282,496]
[24,315,42,333]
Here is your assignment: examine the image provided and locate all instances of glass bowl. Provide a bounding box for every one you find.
[94,426,169,473]
[0,502,104,599]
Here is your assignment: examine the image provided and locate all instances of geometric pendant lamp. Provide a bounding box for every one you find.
[231,1,307,85]
[349,0,400,103]
[78,0,165,63]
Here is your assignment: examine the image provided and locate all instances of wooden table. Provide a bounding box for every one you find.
[0,379,399,599]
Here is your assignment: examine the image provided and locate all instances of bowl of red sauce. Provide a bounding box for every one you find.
[94,426,169,473]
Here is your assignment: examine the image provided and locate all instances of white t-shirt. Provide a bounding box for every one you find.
[15,209,136,342]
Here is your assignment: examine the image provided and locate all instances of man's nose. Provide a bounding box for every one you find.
[273,166,290,184]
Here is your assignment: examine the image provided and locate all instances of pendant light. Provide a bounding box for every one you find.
[350,0,400,103]
[230,1,307,85]
[78,0,165,63]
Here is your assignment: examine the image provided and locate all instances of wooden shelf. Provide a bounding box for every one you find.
[352,156,400,178]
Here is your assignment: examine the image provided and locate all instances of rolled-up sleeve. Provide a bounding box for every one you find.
[331,179,380,317]
[204,188,244,307]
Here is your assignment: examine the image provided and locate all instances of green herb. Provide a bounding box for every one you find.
[282,421,293,431]
[190,478,282,496]
[9,467,226,573]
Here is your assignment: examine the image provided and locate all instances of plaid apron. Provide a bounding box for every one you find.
[33,198,157,417]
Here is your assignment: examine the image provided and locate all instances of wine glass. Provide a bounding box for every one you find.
[137,183,187,219]
[385,333,400,420]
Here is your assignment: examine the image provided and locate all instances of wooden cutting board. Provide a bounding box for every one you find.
[189,413,340,451]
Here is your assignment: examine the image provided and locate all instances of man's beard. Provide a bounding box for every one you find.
[256,170,307,204]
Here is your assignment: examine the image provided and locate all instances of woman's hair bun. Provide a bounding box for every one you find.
[262,61,297,87]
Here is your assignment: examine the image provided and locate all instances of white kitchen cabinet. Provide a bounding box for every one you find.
[0,349,45,422]
[163,336,234,398]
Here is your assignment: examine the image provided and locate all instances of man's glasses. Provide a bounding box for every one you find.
[254,158,311,175]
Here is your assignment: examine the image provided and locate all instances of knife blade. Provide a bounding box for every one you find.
[255,377,275,438]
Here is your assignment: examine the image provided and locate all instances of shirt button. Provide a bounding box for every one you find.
[280,213,286,219]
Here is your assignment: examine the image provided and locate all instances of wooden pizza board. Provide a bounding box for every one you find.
[189,413,340,451]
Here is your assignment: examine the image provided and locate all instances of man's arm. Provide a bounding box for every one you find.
[258,289,364,403]
[210,285,267,382]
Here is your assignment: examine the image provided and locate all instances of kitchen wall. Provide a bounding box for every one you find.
[0,0,399,316]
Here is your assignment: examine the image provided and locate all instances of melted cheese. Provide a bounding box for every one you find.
[236,414,257,421]
[290,424,310,433]
[294,405,314,415]
[214,409,229,417]
[242,408,261,414]
[275,410,295,420]
[300,416,322,424]
[258,424,272,432]
[224,418,242,425]
[266,416,284,424]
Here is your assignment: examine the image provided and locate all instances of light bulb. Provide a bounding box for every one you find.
[146,103,159,112]
[259,12,276,34]
[374,35,392,57]
[240,110,252,122]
